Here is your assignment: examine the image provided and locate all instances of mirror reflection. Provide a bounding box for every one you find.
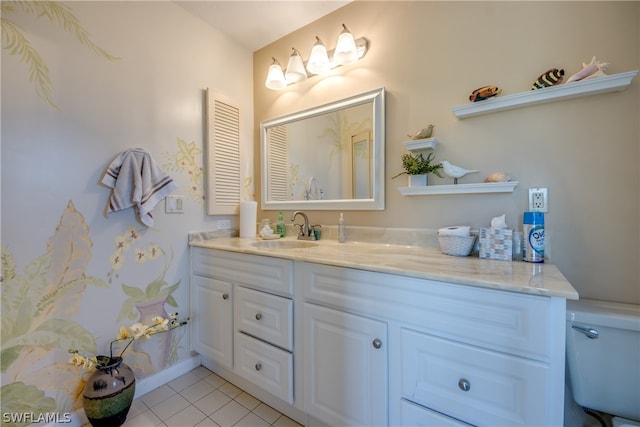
[261,87,385,210]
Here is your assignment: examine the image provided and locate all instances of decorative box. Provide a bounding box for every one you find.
[479,228,513,261]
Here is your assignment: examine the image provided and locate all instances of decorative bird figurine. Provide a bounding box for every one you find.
[441,160,479,184]
[407,125,434,140]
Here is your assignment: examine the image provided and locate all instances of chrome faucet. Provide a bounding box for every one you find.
[291,211,315,240]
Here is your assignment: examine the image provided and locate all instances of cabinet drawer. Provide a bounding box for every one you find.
[234,286,293,351]
[192,248,293,296]
[401,328,550,427]
[400,399,472,427]
[234,332,293,404]
[303,262,552,359]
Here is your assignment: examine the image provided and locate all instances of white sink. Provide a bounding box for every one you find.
[252,239,318,249]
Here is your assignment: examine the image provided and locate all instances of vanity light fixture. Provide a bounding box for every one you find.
[333,24,358,66]
[265,57,287,90]
[306,36,331,75]
[284,48,307,84]
[264,24,369,90]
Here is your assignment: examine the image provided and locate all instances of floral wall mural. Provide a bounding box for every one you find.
[1,202,106,419]
[109,225,185,376]
[162,137,205,204]
[1,0,254,424]
[1,0,119,109]
[1,202,189,422]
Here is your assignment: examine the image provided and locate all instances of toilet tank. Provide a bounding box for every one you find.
[566,299,640,421]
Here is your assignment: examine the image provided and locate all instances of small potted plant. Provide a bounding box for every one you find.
[392,152,443,186]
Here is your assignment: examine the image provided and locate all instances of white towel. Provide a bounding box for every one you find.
[305,176,321,200]
[102,148,178,227]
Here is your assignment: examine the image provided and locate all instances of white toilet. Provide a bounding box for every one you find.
[566,299,640,426]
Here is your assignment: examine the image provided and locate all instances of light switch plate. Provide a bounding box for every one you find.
[165,195,184,214]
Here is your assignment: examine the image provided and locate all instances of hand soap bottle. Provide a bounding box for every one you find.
[338,213,346,243]
[276,211,286,237]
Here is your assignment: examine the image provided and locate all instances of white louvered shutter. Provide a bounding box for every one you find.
[206,89,241,215]
[267,125,289,201]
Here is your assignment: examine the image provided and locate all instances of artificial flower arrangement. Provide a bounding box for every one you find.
[69,312,189,369]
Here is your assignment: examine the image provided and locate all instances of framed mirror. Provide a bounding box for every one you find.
[261,87,385,210]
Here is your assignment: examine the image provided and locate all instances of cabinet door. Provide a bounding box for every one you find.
[304,303,388,426]
[191,275,233,368]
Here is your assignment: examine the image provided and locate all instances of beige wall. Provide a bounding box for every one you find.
[253,1,640,304]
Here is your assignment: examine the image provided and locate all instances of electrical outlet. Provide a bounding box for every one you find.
[529,188,548,212]
[217,219,232,230]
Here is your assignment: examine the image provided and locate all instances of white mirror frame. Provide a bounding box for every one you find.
[260,87,385,210]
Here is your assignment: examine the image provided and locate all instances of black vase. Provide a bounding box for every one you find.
[82,356,136,427]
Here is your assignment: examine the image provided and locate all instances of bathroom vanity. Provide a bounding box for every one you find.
[189,236,578,426]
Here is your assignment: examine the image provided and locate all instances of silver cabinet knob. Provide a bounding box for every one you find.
[255,313,262,320]
[458,378,470,392]
[255,363,262,371]
[372,338,382,349]
[222,293,229,300]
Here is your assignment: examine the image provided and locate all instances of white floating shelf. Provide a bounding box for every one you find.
[398,181,519,196]
[452,70,638,119]
[404,137,438,151]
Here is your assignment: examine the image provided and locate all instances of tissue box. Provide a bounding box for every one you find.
[479,228,513,261]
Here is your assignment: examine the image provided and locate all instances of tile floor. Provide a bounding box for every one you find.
[121,366,303,427]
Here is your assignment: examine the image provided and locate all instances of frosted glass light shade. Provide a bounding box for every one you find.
[306,37,330,75]
[285,48,307,84]
[333,24,358,66]
[265,57,287,90]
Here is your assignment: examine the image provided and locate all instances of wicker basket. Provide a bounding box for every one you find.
[438,234,477,257]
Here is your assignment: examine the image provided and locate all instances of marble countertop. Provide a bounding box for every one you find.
[190,236,578,300]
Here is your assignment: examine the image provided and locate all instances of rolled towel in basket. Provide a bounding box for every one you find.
[438,225,471,237]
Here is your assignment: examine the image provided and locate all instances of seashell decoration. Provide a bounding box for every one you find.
[485,172,511,183]
[566,56,609,83]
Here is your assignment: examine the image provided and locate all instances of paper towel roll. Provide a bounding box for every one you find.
[240,201,257,238]
[438,226,471,236]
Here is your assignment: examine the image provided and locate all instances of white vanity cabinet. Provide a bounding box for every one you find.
[190,247,295,404]
[190,243,569,427]
[300,261,566,427]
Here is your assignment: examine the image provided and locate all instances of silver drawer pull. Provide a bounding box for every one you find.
[255,363,262,371]
[572,325,599,339]
[372,338,382,349]
[255,313,262,320]
[458,378,471,392]
[222,293,229,300]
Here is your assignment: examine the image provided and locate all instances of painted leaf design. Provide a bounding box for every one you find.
[1,318,96,355]
[1,201,104,375]
[46,200,92,288]
[0,382,56,427]
[121,283,145,298]
[0,15,58,109]
[19,361,88,411]
[1,245,17,283]
[1,274,32,341]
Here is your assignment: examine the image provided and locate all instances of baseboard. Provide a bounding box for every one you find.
[134,354,201,398]
[47,355,202,427]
